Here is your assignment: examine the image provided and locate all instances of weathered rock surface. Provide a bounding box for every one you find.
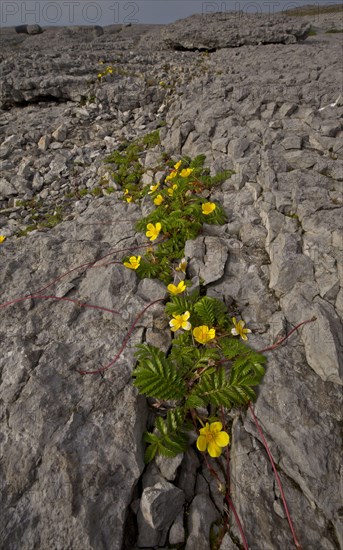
[162,12,311,51]
[1,8,342,550]
[15,24,43,35]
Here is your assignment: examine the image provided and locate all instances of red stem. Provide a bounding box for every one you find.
[224,494,249,550]
[257,317,316,354]
[248,403,302,550]
[0,240,163,304]
[203,453,249,550]
[77,298,164,375]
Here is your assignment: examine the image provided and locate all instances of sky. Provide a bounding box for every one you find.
[0,0,340,27]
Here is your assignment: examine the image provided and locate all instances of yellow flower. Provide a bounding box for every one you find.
[231,317,251,341]
[167,280,186,295]
[106,66,113,74]
[167,184,178,196]
[126,196,133,203]
[169,311,191,332]
[165,170,177,181]
[196,422,230,458]
[180,168,194,178]
[0,235,6,244]
[123,256,141,270]
[124,188,129,195]
[174,160,182,171]
[175,258,187,273]
[148,182,160,194]
[97,73,102,79]
[193,326,216,344]
[146,222,161,241]
[154,194,164,206]
[202,202,216,215]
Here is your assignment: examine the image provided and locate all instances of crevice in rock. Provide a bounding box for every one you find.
[171,45,218,53]
[2,95,71,110]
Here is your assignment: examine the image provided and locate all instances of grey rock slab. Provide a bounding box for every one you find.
[230,405,340,550]
[219,533,240,550]
[140,480,185,531]
[155,452,184,481]
[281,289,343,384]
[27,24,43,35]
[169,512,185,545]
[162,13,311,50]
[0,178,17,198]
[136,278,167,302]
[185,235,230,285]
[185,494,220,550]
[38,134,51,151]
[175,448,200,502]
[52,124,68,142]
[269,233,314,295]
[0,205,150,549]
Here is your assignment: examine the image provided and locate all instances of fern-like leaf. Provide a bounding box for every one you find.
[220,337,252,360]
[193,296,216,326]
[143,409,188,462]
[133,344,186,400]
[165,295,195,317]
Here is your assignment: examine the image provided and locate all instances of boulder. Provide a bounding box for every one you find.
[162,12,311,51]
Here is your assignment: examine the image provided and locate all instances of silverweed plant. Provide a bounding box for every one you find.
[133,291,266,462]
[120,154,306,548]
[124,155,231,283]
[122,157,266,463]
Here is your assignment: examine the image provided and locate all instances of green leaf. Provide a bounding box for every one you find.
[133,344,186,400]
[193,296,216,326]
[165,295,195,317]
[143,409,188,462]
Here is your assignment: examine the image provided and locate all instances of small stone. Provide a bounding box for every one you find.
[185,494,220,550]
[220,533,240,549]
[169,512,185,545]
[140,480,185,531]
[0,178,17,197]
[278,103,297,118]
[137,278,167,302]
[156,453,183,481]
[38,135,51,151]
[52,124,68,142]
[27,24,43,35]
[185,236,230,285]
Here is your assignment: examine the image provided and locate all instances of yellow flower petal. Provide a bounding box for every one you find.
[210,422,223,433]
[215,431,230,447]
[146,222,162,241]
[207,441,222,458]
[167,281,186,295]
[0,235,6,244]
[169,318,181,331]
[202,202,216,215]
[123,256,141,270]
[148,182,160,194]
[174,160,182,171]
[196,421,230,456]
[175,258,187,273]
[199,422,210,435]
[193,326,216,344]
[196,435,207,452]
[231,317,251,341]
[165,170,177,181]
[154,194,164,205]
